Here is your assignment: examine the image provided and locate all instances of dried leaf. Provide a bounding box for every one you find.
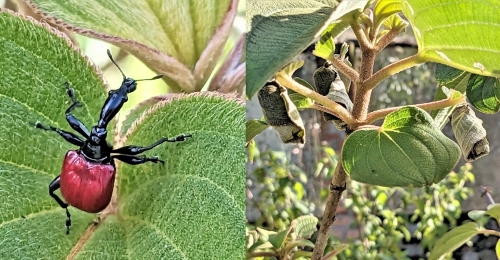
[313,62,353,130]
[258,80,305,144]
[451,104,490,162]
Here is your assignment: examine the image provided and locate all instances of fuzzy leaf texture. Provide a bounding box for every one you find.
[291,215,318,238]
[402,0,500,77]
[113,93,245,260]
[342,106,461,187]
[0,10,106,259]
[27,0,237,92]
[0,11,245,259]
[246,0,371,97]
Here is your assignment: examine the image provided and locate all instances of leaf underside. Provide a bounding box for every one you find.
[402,0,500,77]
[342,106,461,187]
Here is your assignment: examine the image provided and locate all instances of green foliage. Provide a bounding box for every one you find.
[246,215,322,259]
[247,145,476,260]
[466,75,500,114]
[431,203,500,259]
[246,0,371,97]
[341,164,475,260]
[0,4,244,260]
[247,150,311,231]
[401,0,500,77]
[29,0,239,92]
[246,120,270,144]
[342,106,461,187]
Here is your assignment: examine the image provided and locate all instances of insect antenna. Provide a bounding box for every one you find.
[106,49,126,80]
[135,74,164,81]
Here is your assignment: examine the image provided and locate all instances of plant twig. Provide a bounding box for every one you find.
[356,96,467,127]
[275,72,357,125]
[350,21,372,51]
[479,229,500,237]
[328,56,359,82]
[363,53,425,91]
[375,29,403,52]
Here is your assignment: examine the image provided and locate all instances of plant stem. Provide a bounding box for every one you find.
[248,251,278,258]
[350,21,372,51]
[363,53,425,91]
[358,95,467,127]
[311,161,349,260]
[329,56,359,82]
[479,229,500,237]
[275,72,357,125]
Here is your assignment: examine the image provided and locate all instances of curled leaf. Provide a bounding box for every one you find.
[258,80,305,144]
[313,62,353,130]
[451,104,490,162]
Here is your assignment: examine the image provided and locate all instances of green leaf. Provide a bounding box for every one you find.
[496,239,500,259]
[466,74,500,114]
[485,204,500,221]
[342,106,461,187]
[0,10,106,259]
[246,0,370,98]
[467,210,486,221]
[402,0,500,77]
[431,65,470,129]
[116,93,245,259]
[288,81,315,109]
[268,230,289,249]
[120,95,174,136]
[314,29,336,60]
[435,63,468,85]
[373,0,402,30]
[29,0,237,92]
[291,215,318,238]
[428,222,480,260]
[246,119,270,144]
[321,244,349,259]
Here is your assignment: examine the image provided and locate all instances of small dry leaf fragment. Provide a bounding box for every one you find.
[258,80,305,144]
[450,104,490,162]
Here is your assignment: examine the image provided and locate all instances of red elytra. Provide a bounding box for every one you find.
[59,150,115,213]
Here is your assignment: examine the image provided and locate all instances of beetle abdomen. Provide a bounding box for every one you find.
[60,150,116,213]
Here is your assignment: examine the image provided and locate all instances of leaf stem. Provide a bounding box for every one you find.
[275,72,357,125]
[363,53,425,91]
[479,229,500,237]
[328,56,359,82]
[350,21,372,51]
[358,95,466,127]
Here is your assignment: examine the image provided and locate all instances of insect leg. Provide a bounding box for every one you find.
[112,154,165,165]
[49,176,71,234]
[64,83,90,138]
[33,122,84,146]
[111,134,192,155]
